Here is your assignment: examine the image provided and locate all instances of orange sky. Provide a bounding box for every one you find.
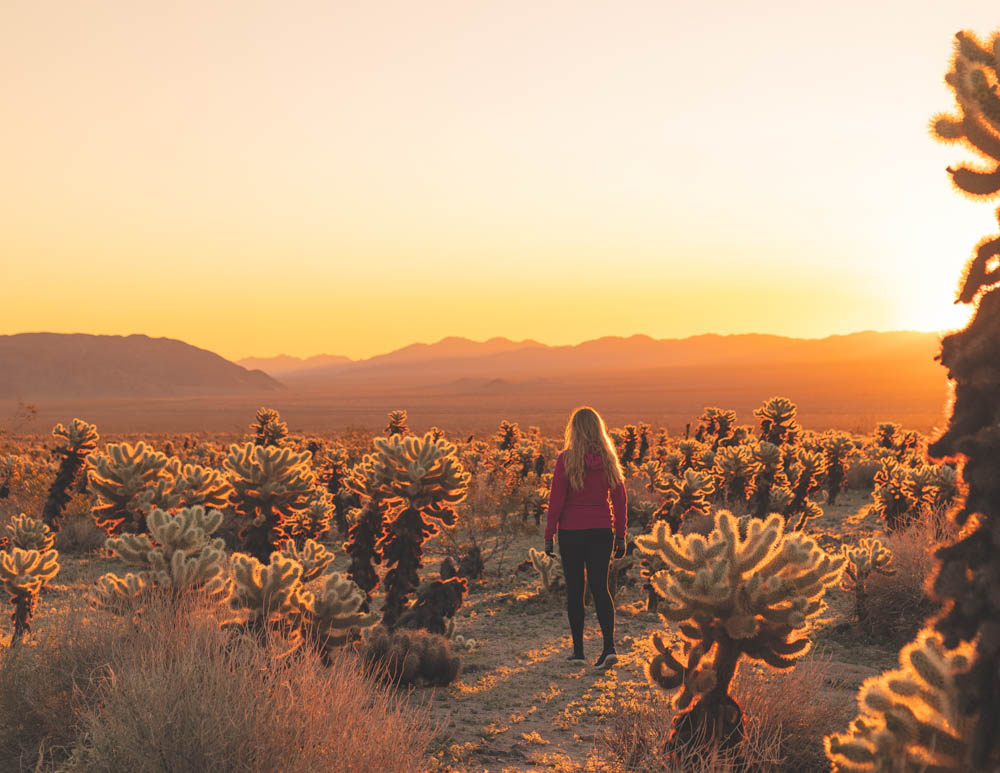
[2,1,998,360]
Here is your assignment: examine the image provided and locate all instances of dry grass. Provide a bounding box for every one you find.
[591,691,784,772]
[0,599,435,773]
[732,652,856,772]
[863,512,949,643]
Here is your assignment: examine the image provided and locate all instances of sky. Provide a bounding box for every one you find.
[2,1,999,361]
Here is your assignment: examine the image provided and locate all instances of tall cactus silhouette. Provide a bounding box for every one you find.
[343,454,391,603]
[636,511,844,749]
[821,432,855,505]
[384,409,409,437]
[369,432,470,628]
[826,28,1000,771]
[41,418,99,530]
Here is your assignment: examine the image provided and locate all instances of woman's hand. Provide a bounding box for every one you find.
[613,536,626,559]
[545,538,555,557]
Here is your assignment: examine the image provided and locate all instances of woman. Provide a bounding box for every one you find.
[544,406,627,669]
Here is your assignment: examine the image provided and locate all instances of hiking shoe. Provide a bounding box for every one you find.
[567,652,585,662]
[594,650,618,670]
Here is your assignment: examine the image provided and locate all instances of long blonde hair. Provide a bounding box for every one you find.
[562,406,624,491]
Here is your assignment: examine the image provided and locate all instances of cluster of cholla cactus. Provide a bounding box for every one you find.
[753,396,801,446]
[636,511,845,749]
[871,458,959,530]
[1,514,59,643]
[840,538,895,633]
[494,420,520,451]
[825,631,976,771]
[223,442,318,560]
[41,418,99,530]
[367,432,470,628]
[93,506,232,613]
[250,407,288,447]
[528,547,563,592]
[359,626,462,686]
[316,444,356,535]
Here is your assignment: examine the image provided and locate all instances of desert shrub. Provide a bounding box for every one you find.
[591,692,783,773]
[359,626,462,687]
[863,518,939,644]
[732,652,856,772]
[844,456,882,493]
[59,602,433,773]
[0,608,129,770]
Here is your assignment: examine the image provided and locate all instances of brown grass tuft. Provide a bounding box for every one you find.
[1,598,435,772]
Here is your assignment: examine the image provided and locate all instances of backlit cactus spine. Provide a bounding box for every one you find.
[41,418,99,530]
[369,432,470,628]
[636,511,844,749]
[528,547,563,592]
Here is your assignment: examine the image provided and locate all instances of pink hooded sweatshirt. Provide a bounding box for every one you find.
[544,450,627,541]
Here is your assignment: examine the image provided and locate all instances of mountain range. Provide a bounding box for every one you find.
[0,330,949,433]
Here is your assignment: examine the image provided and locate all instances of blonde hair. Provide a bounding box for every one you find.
[562,406,625,491]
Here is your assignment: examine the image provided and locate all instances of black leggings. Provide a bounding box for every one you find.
[558,528,615,653]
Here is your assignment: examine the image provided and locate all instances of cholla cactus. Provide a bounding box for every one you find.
[282,538,335,582]
[875,422,900,450]
[299,571,378,653]
[317,445,354,535]
[88,441,174,534]
[494,420,520,451]
[825,631,976,771]
[712,445,755,506]
[822,432,856,505]
[5,513,55,553]
[695,407,737,450]
[224,442,317,560]
[93,506,231,612]
[343,454,390,601]
[872,460,918,531]
[369,432,470,628]
[748,442,792,518]
[655,469,715,534]
[841,538,896,632]
[0,547,59,642]
[137,460,233,516]
[384,409,409,437]
[529,547,563,592]
[636,511,845,748]
[787,448,826,530]
[250,407,288,447]
[286,490,334,543]
[753,396,801,446]
[359,626,462,687]
[42,419,99,529]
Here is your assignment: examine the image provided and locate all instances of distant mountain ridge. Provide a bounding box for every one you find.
[242,331,941,388]
[0,333,283,399]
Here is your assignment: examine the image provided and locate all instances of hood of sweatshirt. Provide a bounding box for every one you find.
[584,450,604,469]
